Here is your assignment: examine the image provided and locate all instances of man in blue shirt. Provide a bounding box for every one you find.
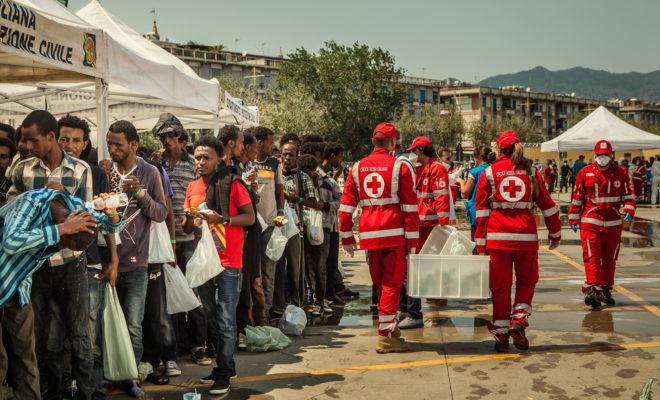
[571,155,587,191]
[0,189,119,400]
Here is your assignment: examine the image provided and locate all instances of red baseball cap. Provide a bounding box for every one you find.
[594,139,613,155]
[405,136,432,152]
[495,130,519,148]
[372,122,399,139]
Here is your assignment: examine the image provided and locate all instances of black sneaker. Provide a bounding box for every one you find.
[209,378,230,395]
[584,287,602,309]
[338,288,360,300]
[603,288,616,306]
[200,374,214,384]
[191,347,212,366]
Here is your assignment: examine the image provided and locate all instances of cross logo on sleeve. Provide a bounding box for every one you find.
[363,172,386,198]
[499,176,526,202]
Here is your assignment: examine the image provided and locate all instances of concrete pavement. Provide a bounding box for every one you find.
[112,211,660,400]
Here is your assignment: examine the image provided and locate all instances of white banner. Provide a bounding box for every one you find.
[0,0,106,78]
[223,91,259,126]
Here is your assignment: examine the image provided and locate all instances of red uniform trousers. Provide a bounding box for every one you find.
[488,249,538,333]
[580,227,621,290]
[368,246,407,336]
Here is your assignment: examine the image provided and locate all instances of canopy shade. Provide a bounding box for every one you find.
[76,0,219,115]
[0,0,107,83]
[541,106,660,152]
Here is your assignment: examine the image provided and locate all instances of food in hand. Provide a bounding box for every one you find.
[273,216,288,225]
[93,193,128,210]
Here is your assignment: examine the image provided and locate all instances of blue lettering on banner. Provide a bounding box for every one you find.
[0,0,36,30]
[0,24,35,53]
[39,39,72,64]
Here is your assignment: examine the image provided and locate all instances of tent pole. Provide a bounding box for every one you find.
[213,113,220,137]
[95,78,109,160]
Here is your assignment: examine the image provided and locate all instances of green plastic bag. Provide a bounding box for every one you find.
[103,285,138,381]
[245,326,291,352]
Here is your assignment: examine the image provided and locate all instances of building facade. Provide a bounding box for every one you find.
[617,99,660,125]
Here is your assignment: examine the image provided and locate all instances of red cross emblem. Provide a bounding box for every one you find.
[499,176,526,202]
[363,172,385,198]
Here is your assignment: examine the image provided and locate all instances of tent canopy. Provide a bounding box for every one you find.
[541,106,660,152]
[76,0,218,115]
[0,0,107,83]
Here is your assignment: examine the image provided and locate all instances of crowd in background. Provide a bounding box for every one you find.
[0,112,358,398]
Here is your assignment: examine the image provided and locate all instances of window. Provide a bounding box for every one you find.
[492,98,497,110]
[433,91,439,104]
[420,89,426,104]
[482,96,486,107]
[407,88,414,103]
[513,100,517,109]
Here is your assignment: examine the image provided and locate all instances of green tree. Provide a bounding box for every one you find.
[420,104,464,148]
[468,116,541,146]
[279,41,407,158]
[394,113,421,146]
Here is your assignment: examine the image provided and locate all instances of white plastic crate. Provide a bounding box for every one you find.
[407,254,490,299]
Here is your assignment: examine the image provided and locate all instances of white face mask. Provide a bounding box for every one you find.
[595,155,611,167]
[408,152,418,164]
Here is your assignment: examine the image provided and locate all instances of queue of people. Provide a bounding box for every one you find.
[0,113,646,398]
[0,111,355,398]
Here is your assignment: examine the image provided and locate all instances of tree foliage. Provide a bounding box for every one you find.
[278,41,407,157]
[396,104,464,149]
[469,116,542,146]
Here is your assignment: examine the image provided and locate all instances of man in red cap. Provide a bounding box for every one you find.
[339,122,419,353]
[475,130,561,352]
[395,136,450,329]
[568,139,636,308]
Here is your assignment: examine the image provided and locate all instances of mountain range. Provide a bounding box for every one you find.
[479,66,660,102]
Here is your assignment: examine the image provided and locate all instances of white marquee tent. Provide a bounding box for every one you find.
[541,106,660,152]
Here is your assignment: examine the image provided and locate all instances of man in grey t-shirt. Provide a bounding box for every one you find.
[252,127,284,317]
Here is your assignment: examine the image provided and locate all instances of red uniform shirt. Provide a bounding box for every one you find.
[568,163,636,232]
[339,148,419,251]
[415,158,450,226]
[185,178,251,268]
[474,156,561,253]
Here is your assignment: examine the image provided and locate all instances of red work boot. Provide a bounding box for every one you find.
[508,323,529,351]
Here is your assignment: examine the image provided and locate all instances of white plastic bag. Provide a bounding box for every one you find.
[103,285,138,381]
[163,263,201,314]
[281,204,300,240]
[278,305,307,336]
[186,221,224,288]
[304,209,324,246]
[147,221,175,264]
[265,226,288,262]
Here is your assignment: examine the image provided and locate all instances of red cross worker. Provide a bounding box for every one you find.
[474,130,561,353]
[339,122,419,354]
[568,139,636,308]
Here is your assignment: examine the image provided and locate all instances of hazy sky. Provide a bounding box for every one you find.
[69,0,660,82]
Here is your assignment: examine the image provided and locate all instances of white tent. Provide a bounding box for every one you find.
[76,0,219,115]
[541,106,660,152]
[0,0,107,82]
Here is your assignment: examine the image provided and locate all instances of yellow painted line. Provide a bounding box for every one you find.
[546,248,660,318]
[135,340,660,392]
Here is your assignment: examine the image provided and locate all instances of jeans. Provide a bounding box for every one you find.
[212,268,242,381]
[32,255,94,400]
[259,227,277,312]
[87,269,106,397]
[171,240,208,354]
[237,223,267,333]
[305,229,331,307]
[0,297,40,400]
[325,231,340,299]
[115,268,148,366]
[198,278,218,356]
[275,234,303,307]
[398,285,422,319]
[141,264,174,369]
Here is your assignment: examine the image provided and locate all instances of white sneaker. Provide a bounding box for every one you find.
[237,333,247,350]
[164,360,182,377]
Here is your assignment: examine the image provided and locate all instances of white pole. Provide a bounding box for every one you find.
[95,78,109,160]
[213,112,220,137]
